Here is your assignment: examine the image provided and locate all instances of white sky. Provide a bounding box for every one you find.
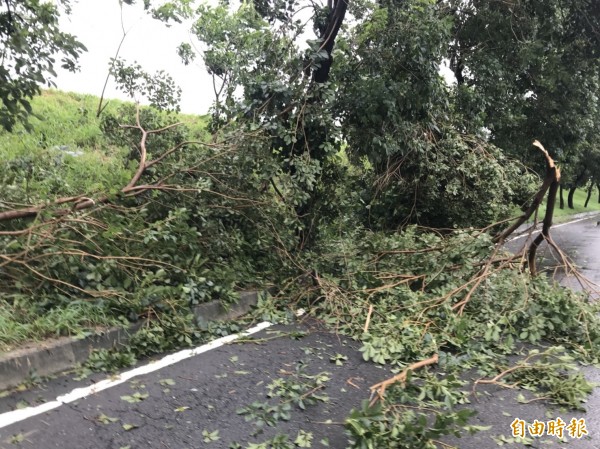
[55,1,214,115]
[54,1,455,115]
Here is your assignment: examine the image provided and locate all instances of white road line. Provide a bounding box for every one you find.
[0,321,274,429]
[509,214,600,241]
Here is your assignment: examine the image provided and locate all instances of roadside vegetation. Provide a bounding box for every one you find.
[2,0,600,448]
[545,188,600,221]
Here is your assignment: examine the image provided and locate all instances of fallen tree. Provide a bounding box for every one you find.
[0,103,298,354]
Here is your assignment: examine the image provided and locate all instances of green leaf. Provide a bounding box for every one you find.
[97,413,119,424]
[294,430,313,448]
[202,429,220,443]
[174,406,190,412]
[120,392,149,403]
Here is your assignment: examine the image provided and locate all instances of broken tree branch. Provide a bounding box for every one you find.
[528,143,560,276]
[494,140,560,244]
[369,353,439,405]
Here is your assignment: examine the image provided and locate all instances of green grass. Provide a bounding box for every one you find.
[0,91,128,203]
[538,186,600,223]
[0,89,209,353]
[0,89,209,201]
[0,298,121,353]
[511,185,600,225]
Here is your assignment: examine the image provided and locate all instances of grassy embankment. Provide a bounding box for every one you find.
[551,188,600,219]
[0,90,207,352]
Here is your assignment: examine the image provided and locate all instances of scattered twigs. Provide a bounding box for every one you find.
[0,109,259,299]
[417,262,506,319]
[364,274,424,295]
[369,353,439,405]
[0,194,87,222]
[543,235,600,296]
[0,219,60,236]
[473,364,525,393]
[452,262,491,315]
[144,140,202,169]
[480,215,524,233]
[96,1,130,117]
[429,440,463,449]
[346,377,361,389]
[472,351,560,399]
[363,304,374,333]
[452,243,502,315]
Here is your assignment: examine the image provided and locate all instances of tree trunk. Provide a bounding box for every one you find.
[528,173,560,276]
[567,186,576,209]
[567,169,587,209]
[584,184,593,208]
[524,141,560,276]
[559,184,564,209]
[597,183,600,204]
[311,0,348,83]
[294,0,347,248]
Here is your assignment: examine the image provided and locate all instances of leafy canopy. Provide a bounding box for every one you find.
[0,0,86,131]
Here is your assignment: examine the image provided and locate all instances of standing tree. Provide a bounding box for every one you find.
[176,0,350,245]
[333,0,535,228]
[448,0,600,193]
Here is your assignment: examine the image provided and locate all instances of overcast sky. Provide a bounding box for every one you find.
[54,1,456,116]
[55,1,214,114]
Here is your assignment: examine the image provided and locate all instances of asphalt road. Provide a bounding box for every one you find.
[508,213,600,297]
[0,323,393,449]
[1,322,596,449]
[1,213,599,449]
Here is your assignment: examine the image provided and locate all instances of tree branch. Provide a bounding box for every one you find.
[494,140,560,243]
[312,0,348,83]
[369,353,439,404]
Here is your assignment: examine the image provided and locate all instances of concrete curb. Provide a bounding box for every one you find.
[0,290,268,391]
[193,290,264,329]
[0,326,136,391]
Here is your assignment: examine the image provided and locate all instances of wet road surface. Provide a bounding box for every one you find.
[1,214,599,449]
[0,323,392,449]
[508,213,600,298]
[1,321,596,449]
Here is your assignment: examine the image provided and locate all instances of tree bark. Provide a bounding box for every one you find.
[597,183,600,204]
[312,0,348,84]
[584,183,593,208]
[527,142,561,276]
[567,169,587,209]
[291,0,348,249]
[559,184,564,209]
[494,141,559,244]
[567,186,576,209]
